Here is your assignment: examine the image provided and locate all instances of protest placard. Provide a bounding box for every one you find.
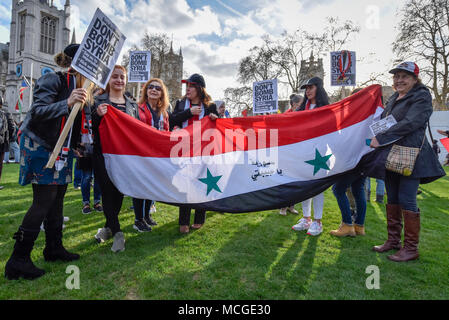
[369,115,397,136]
[128,51,151,83]
[45,8,126,169]
[253,79,278,114]
[331,50,356,86]
[71,8,126,89]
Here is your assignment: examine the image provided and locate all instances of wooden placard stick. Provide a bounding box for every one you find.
[45,79,93,169]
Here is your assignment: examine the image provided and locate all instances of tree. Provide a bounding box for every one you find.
[236,17,360,95]
[393,0,449,110]
[307,16,361,54]
[262,30,313,93]
[237,45,284,85]
[223,86,253,117]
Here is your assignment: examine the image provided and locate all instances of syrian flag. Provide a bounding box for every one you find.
[99,85,384,213]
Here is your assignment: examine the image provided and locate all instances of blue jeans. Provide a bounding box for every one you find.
[385,171,420,212]
[332,172,366,225]
[74,158,82,187]
[366,178,385,196]
[81,168,101,205]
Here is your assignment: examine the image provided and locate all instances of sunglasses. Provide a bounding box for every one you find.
[148,84,162,91]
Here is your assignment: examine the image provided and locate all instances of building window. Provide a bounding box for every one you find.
[19,12,26,51]
[40,15,57,55]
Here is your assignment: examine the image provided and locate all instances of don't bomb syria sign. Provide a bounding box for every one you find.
[71,8,126,89]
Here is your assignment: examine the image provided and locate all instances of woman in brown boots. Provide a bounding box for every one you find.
[369,62,445,262]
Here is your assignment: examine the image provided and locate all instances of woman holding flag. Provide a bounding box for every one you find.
[291,77,330,236]
[4,44,88,280]
[171,73,219,233]
[132,78,171,232]
[92,65,141,252]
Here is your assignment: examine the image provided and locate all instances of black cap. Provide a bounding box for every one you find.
[63,44,80,59]
[300,77,323,89]
[181,73,206,88]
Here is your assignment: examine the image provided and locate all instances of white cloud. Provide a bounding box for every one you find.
[0,0,407,100]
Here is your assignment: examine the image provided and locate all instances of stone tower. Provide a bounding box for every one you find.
[299,51,324,84]
[157,43,183,108]
[5,0,70,116]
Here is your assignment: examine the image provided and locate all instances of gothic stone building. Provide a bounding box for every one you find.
[2,0,70,117]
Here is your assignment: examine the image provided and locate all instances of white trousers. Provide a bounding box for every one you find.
[301,192,324,220]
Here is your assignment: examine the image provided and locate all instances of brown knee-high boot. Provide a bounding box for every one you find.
[373,204,402,252]
[388,209,420,262]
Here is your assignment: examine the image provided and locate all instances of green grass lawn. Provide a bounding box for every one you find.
[0,163,448,300]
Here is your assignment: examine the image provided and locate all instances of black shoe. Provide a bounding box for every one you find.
[43,245,80,262]
[4,227,45,280]
[144,215,157,226]
[43,229,80,262]
[417,189,422,195]
[5,255,45,280]
[133,220,152,232]
[82,204,92,214]
[93,203,103,212]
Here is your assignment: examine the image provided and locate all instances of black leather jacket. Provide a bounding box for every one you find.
[20,72,86,151]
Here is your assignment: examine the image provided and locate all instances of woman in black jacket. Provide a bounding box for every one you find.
[171,74,218,233]
[4,44,88,280]
[370,61,445,262]
[92,65,140,252]
[291,77,329,237]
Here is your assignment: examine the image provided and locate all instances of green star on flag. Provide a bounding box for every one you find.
[305,149,333,175]
[198,168,223,196]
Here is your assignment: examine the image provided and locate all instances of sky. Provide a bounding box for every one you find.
[0,0,405,100]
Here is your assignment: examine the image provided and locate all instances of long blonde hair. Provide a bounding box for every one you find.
[139,78,170,118]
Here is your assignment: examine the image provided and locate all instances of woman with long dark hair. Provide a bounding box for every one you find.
[171,74,219,233]
[4,44,88,280]
[92,65,140,252]
[291,77,329,236]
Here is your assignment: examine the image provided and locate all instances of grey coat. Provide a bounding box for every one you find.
[375,83,445,183]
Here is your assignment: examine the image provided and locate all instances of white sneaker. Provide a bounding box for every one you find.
[111,232,125,253]
[63,216,70,222]
[292,218,311,231]
[279,208,288,216]
[287,206,299,214]
[150,204,156,214]
[307,221,323,236]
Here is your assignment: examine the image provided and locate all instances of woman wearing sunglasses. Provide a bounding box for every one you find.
[132,79,171,232]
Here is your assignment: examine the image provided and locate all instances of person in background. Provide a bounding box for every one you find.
[215,100,226,118]
[133,78,171,232]
[92,65,140,252]
[171,73,219,234]
[0,96,15,190]
[329,87,368,237]
[4,44,86,280]
[78,86,103,215]
[365,178,385,204]
[279,93,303,216]
[291,78,329,236]
[370,61,445,262]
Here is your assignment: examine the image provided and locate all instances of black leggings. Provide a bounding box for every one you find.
[93,153,124,235]
[179,207,206,226]
[21,184,67,232]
